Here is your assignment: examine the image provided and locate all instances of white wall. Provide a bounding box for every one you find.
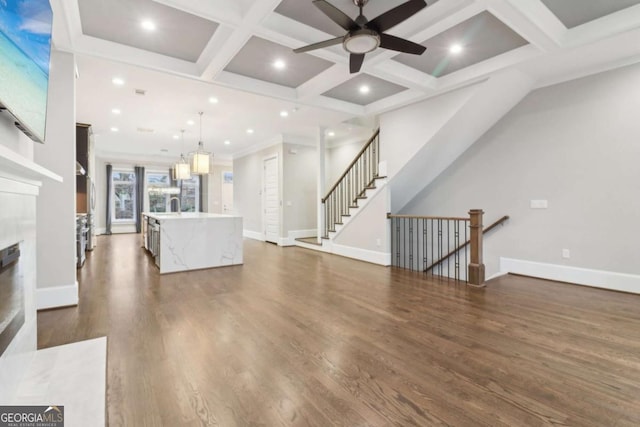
[381,69,534,212]
[332,186,390,265]
[324,139,363,189]
[33,50,78,308]
[283,143,316,236]
[205,164,233,214]
[233,144,283,237]
[234,140,318,242]
[402,62,640,278]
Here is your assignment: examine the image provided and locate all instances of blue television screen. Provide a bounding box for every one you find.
[0,0,53,143]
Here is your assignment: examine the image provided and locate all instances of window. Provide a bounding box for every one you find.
[147,172,170,213]
[112,171,136,222]
[180,176,199,212]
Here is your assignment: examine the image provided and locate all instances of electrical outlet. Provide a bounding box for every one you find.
[562,249,570,259]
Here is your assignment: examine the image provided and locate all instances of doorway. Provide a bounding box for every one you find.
[263,156,279,244]
[221,170,233,214]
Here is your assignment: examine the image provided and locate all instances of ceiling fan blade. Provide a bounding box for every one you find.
[313,0,359,31]
[350,53,365,73]
[366,0,427,33]
[380,34,426,55]
[293,37,343,54]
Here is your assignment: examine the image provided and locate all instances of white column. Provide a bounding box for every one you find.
[316,127,326,243]
[34,50,78,309]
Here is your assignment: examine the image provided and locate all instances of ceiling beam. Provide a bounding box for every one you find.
[198,0,284,81]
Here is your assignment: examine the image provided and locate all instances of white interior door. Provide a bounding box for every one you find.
[263,156,279,244]
[221,170,233,213]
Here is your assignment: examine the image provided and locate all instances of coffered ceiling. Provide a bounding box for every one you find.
[51,0,640,160]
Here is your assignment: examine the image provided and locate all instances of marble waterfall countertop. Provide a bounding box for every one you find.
[143,212,241,221]
[143,212,243,274]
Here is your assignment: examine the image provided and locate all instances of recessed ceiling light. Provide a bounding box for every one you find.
[112,77,125,86]
[224,140,231,145]
[110,127,119,132]
[247,128,254,134]
[280,111,289,118]
[209,97,219,104]
[273,59,286,70]
[328,131,335,137]
[359,85,370,94]
[173,135,179,140]
[187,120,195,126]
[112,108,121,115]
[141,20,156,31]
[450,43,463,54]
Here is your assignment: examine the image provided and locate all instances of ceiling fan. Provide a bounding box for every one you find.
[293,0,428,73]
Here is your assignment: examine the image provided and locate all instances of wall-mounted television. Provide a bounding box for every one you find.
[0,0,53,144]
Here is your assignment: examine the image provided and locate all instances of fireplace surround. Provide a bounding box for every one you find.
[0,243,23,357]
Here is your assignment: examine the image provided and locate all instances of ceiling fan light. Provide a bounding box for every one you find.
[343,31,380,54]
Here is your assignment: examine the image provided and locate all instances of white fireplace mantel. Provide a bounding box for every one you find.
[0,144,62,185]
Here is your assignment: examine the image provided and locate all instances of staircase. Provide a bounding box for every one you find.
[295,129,387,252]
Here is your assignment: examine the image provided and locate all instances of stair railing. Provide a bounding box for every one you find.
[388,210,506,287]
[322,129,380,238]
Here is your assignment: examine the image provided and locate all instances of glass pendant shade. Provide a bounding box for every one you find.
[173,154,191,180]
[189,142,211,175]
[189,112,213,175]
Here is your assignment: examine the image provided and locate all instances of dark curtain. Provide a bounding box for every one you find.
[134,166,145,233]
[105,164,113,235]
[198,175,204,212]
[169,168,178,212]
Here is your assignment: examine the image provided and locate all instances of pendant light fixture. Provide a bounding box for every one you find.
[173,129,191,180]
[189,111,212,175]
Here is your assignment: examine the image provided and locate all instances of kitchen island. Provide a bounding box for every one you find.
[142,212,243,274]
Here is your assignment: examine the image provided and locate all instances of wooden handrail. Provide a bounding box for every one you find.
[322,129,380,202]
[425,215,509,273]
[387,213,470,221]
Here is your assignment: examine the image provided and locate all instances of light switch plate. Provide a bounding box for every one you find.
[530,200,548,209]
[562,249,570,259]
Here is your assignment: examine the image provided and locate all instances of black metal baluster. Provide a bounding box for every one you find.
[465,220,468,283]
[454,220,460,281]
[438,219,443,277]
[423,219,427,271]
[430,219,434,276]
[447,219,451,279]
[396,218,401,266]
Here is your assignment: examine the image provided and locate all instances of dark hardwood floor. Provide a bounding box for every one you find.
[38,234,640,426]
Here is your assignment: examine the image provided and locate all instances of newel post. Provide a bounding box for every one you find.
[468,209,486,287]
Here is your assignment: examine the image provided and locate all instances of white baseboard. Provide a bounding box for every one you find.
[332,243,391,266]
[280,229,317,247]
[96,227,106,235]
[243,229,265,242]
[500,258,640,294]
[36,282,79,310]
